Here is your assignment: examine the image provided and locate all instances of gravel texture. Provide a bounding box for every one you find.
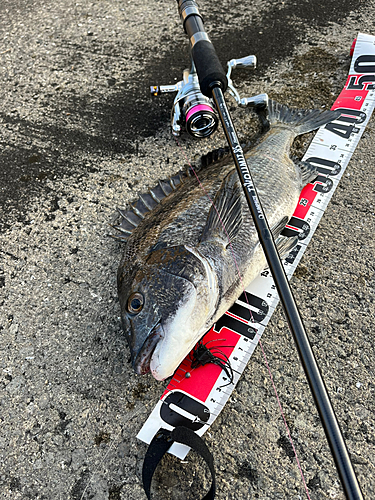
[0,0,374,499]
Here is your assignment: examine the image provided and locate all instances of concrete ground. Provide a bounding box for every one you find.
[0,0,374,499]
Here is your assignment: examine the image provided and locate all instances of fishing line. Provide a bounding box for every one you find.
[258,342,312,499]
[174,136,312,499]
[79,403,150,500]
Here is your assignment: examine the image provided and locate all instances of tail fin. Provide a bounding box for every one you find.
[265,99,340,136]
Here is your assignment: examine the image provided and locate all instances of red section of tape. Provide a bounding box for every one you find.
[332,76,369,111]
[162,327,241,402]
[294,184,318,219]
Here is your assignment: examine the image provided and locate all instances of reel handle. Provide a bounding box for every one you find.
[176,0,227,98]
[228,55,257,70]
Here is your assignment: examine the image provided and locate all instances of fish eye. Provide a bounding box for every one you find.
[127,292,144,315]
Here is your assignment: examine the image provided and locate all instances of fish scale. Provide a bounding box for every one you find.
[117,100,339,382]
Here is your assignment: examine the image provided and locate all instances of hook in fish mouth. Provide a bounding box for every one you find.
[133,322,164,375]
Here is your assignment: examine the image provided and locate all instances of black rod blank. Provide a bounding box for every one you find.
[175,1,364,498]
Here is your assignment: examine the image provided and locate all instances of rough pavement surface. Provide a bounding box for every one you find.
[0,0,374,499]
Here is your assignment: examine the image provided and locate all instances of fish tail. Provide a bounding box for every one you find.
[265,99,340,135]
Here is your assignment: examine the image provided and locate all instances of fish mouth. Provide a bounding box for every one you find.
[133,322,164,375]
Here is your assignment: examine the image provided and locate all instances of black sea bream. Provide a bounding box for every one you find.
[116,101,339,381]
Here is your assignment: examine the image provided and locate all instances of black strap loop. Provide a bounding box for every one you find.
[142,426,216,499]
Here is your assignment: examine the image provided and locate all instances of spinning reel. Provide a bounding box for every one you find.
[151,55,268,138]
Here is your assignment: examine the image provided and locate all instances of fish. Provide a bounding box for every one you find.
[115,100,340,381]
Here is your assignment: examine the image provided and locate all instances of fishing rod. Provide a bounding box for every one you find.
[170,1,364,499]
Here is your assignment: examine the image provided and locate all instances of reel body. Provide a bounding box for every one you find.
[151,64,218,138]
[151,55,268,138]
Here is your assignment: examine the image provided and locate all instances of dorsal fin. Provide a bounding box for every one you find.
[112,171,188,240]
[113,146,237,241]
[199,146,231,168]
[197,144,253,170]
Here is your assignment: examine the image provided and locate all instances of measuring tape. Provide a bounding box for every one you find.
[138,32,375,460]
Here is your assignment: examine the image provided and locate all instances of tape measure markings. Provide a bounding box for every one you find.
[137,32,375,460]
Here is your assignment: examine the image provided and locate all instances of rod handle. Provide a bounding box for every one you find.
[191,40,227,97]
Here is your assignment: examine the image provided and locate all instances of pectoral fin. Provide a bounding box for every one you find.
[199,172,242,248]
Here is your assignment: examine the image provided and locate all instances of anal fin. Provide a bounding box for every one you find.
[298,160,319,186]
[266,216,298,258]
[275,235,299,259]
[270,216,289,240]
